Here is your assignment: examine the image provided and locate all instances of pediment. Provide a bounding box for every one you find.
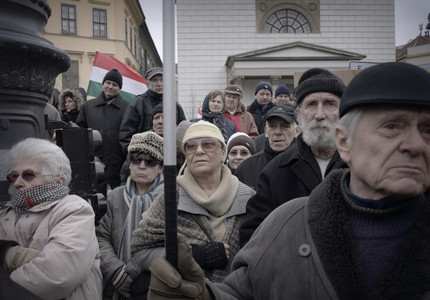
[226,41,366,67]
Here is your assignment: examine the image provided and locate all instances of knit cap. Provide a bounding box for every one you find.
[152,103,163,120]
[128,131,164,161]
[224,85,243,98]
[176,120,193,153]
[340,62,430,117]
[227,132,256,155]
[103,68,123,88]
[182,120,226,150]
[255,81,273,95]
[275,84,291,98]
[294,68,345,106]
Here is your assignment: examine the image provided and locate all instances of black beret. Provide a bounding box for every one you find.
[340,62,430,117]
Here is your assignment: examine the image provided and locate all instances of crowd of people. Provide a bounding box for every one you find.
[1,61,430,300]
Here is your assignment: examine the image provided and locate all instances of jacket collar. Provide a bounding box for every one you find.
[306,169,430,299]
[95,92,124,108]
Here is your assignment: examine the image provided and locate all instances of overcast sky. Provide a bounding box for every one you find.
[139,0,430,59]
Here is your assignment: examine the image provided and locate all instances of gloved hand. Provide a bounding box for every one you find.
[0,241,40,273]
[148,242,213,300]
[191,241,228,270]
[111,264,133,298]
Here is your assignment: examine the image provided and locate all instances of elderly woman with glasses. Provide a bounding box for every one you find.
[96,131,164,299]
[0,138,102,300]
[130,120,255,286]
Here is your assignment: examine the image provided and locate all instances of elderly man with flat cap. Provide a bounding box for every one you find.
[77,68,130,190]
[144,62,430,300]
[119,67,186,152]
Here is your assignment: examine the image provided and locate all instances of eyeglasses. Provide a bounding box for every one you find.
[184,139,220,154]
[130,155,160,167]
[6,170,49,184]
[229,150,251,157]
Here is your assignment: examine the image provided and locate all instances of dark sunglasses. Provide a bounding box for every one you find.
[6,170,47,184]
[130,155,160,167]
[184,139,220,154]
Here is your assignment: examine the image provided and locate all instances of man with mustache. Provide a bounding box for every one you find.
[239,68,348,247]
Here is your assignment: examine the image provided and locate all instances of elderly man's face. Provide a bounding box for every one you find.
[147,74,163,94]
[337,107,430,200]
[225,93,239,112]
[265,116,298,152]
[152,113,164,136]
[298,92,341,150]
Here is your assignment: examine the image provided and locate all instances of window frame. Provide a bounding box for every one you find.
[93,8,107,38]
[61,4,77,35]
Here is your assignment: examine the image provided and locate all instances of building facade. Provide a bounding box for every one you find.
[176,0,395,118]
[44,0,161,94]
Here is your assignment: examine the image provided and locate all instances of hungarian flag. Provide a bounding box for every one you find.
[87,51,147,102]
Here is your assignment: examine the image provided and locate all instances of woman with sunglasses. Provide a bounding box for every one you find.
[131,121,255,284]
[0,138,102,299]
[96,131,164,299]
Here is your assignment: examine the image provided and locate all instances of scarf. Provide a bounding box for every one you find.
[202,112,229,143]
[9,183,69,219]
[177,165,238,217]
[118,174,164,262]
[251,99,272,115]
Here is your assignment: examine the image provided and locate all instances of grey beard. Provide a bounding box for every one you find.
[302,121,336,151]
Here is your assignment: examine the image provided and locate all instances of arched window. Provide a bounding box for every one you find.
[263,9,311,33]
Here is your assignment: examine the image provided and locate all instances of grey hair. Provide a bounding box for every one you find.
[338,107,365,139]
[8,138,72,186]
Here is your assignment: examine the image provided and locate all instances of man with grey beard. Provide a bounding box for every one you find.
[239,68,348,247]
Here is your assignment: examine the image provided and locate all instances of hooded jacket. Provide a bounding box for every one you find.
[191,92,237,143]
[58,89,84,123]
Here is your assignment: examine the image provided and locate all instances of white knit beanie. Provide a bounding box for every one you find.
[182,120,226,151]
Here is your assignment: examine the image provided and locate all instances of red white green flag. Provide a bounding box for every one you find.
[87,51,147,102]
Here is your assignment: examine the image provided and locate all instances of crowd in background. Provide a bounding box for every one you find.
[2,62,430,300]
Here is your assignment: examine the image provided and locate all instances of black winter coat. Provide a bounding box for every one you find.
[119,89,186,152]
[235,138,288,191]
[247,100,275,134]
[60,109,80,123]
[76,92,130,186]
[239,133,348,247]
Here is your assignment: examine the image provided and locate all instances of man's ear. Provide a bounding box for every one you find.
[264,124,268,138]
[295,124,301,138]
[335,124,351,164]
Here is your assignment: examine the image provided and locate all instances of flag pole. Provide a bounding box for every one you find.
[162,0,178,269]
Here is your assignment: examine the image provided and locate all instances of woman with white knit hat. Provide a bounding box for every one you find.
[226,132,256,174]
[131,120,255,284]
[96,131,164,299]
